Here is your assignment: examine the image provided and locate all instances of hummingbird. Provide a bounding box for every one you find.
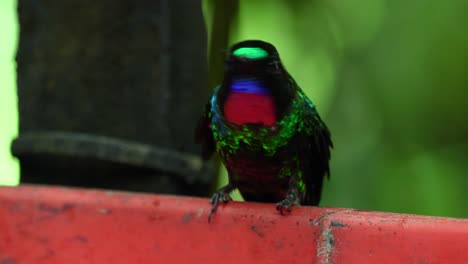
[196,40,332,222]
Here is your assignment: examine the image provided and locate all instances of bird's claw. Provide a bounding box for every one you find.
[276,188,299,215]
[276,199,293,215]
[208,187,233,223]
[210,192,232,204]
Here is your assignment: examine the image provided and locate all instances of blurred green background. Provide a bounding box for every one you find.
[0,0,19,186]
[1,0,467,217]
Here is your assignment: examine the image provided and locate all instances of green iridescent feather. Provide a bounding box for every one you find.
[209,85,319,192]
[210,86,317,156]
[232,47,269,60]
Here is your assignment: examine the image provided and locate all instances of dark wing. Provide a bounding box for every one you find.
[301,112,333,206]
[195,101,216,160]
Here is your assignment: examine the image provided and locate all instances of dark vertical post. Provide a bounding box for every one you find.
[12,0,215,196]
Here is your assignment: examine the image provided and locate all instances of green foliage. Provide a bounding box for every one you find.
[0,0,19,186]
[205,0,468,217]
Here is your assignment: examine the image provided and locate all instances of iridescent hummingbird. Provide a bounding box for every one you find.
[196,40,332,222]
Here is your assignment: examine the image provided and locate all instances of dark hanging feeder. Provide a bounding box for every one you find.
[12,0,216,196]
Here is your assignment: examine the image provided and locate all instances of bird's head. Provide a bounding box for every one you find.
[225,40,285,78]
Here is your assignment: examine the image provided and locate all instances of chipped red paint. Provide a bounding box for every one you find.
[0,185,467,264]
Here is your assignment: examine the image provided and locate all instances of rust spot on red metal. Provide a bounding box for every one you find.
[250,225,265,238]
[1,258,16,264]
[182,212,193,223]
[74,235,88,243]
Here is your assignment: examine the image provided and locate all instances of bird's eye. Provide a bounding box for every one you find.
[271,61,280,70]
[266,61,282,74]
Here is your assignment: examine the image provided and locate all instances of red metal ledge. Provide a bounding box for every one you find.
[1,185,467,263]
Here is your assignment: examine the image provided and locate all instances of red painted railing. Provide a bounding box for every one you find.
[1,185,467,263]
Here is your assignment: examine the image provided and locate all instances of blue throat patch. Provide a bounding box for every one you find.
[230,79,270,95]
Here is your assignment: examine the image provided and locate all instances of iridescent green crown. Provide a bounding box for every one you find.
[232,47,268,60]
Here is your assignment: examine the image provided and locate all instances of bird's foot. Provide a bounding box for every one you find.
[276,188,299,215]
[208,184,234,223]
